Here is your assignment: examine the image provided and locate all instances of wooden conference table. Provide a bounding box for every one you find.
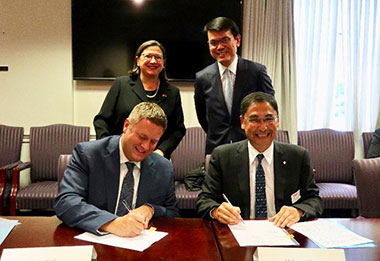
[0,216,220,260]
[213,218,380,261]
[0,217,379,260]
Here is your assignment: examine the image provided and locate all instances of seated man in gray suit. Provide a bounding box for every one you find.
[367,128,380,158]
[55,102,179,237]
[197,92,323,228]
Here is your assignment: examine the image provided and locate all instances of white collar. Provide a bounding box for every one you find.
[248,140,274,165]
[218,55,238,78]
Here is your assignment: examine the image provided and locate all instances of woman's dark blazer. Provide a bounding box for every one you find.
[94,75,186,158]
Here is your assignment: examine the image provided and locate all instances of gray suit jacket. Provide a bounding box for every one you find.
[197,140,323,220]
[367,128,380,158]
[55,135,179,234]
[194,57,274,154]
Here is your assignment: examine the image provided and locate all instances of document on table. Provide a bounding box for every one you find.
[75,229,168,252]
[1,245,97,261]
[291,220,375,248]
[228,220,299,247]
[0,218,19,245]
[253,247,346,261]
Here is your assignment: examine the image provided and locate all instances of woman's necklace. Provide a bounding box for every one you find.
[145,80,160,99]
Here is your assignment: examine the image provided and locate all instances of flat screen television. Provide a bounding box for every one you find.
[72,0,243,81]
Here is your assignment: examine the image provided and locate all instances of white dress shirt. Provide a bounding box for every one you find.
[248,141,276,218]
[115,139,141,213]
[218,55,238,99]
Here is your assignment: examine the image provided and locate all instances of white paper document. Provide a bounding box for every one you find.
[75,229,168,252]
[1,245,97,261]
[253,247,346,261]
[291,220,374,248]
[0,218,19,245]
[228,220,299,247]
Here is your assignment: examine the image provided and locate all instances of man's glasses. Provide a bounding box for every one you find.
[141,53,163,63]
[244,115,278,125]
[208,37,232,47]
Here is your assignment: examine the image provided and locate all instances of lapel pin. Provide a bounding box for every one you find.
[283,161,286,165]
[162,94,167,98]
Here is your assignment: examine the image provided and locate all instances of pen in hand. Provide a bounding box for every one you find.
[222,193,245,224]
[121,200,133,213]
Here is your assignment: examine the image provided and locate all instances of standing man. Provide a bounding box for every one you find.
[55,102,179,237]
[197,92,323,228]
[194,17,275,155]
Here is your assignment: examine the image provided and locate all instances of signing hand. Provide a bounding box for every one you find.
[100,211,146,237]
[212,202,242,225]
[268,206,304,228]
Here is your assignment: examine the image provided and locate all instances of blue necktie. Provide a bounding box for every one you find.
[224,69,233,114]
[116,162,135,216]
[255,154,267,218]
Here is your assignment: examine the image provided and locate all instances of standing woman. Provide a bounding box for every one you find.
[94,40,186,159]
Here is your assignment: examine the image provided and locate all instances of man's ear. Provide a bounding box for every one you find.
[240,115,245,130]
[123,119,130,133]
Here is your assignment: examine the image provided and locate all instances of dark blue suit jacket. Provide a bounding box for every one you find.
[55,135,179,234]
[194,57,275,154]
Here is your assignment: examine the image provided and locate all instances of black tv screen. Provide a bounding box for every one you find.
[72,0,243,81]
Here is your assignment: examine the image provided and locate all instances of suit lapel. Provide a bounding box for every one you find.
[135,156,155,206]
[104,136,122,213]
[235,141,251,217]
[232,57,246,117]
[130,77,149,102]
[209,62,229,112]
[154,82,169,106]
[273,142,288,212]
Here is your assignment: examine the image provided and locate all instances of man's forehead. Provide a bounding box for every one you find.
[246,102,276,113]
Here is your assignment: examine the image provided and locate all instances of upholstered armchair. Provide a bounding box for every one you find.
[171,127,206,210]
[10,124,89,215]
[0,124,24,215]
[353,158,380,217]
[298,128,357,212]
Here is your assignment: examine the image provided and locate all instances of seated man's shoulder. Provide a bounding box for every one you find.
[148,153,173,169]
[75,136,118,154]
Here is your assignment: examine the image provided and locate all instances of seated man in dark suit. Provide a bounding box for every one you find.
[55,102,179,237]
[367,128,380,158]
[197,92,323,228]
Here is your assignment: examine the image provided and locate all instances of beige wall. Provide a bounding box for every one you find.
[0,0,199,186]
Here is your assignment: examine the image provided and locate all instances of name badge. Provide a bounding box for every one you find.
[291,190,301,204]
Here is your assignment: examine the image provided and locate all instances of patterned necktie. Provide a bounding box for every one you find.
[224,69,233,114]
[255,154,267,218]
[116,162,135,216]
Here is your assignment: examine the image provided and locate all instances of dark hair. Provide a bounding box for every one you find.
[240,92,278,116]
[203,17,240,38]
[128,40,168,81]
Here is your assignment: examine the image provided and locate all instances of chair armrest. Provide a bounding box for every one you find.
[10,161,31,215]
[0,161,22,171]
[15,161,32,172]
